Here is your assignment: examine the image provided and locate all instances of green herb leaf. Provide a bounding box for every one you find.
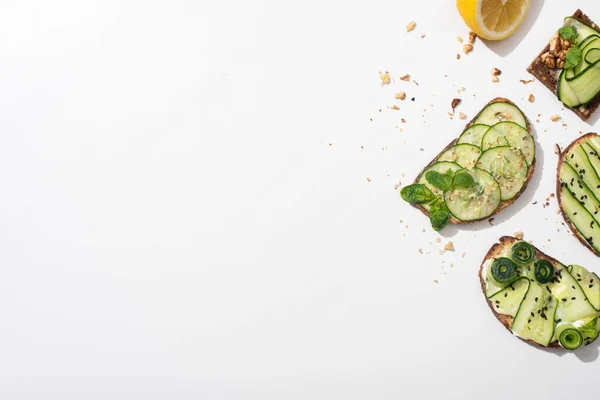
[582,316,598,331]
[564,47,582,70]
[453,171,475,188]
[429,197,450,231]
[558,25,578,42]
[400,184,435,204]
[425,170,453,191]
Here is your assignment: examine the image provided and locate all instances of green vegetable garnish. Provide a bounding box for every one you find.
[491,257,517,284]
[400,184,435,203]
[510,241,535,266]
[429,197,450,232]
[558,25,578,43]
[534,259,554,284]
[580,317,599,344]
[425,170,453,191]
[559,328,583,350]
[452,171,475,187]
[564,47,582,70]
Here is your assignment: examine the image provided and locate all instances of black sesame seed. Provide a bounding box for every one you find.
[562,298,567,302]
[572,297,576,300]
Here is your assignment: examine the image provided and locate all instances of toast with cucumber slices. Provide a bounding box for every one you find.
[527,9,600,121]
[400,98,535,231]
[480,236,600,350]
[557,132,600,256]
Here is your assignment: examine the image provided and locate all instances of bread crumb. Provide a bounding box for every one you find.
[418,248,423,254]
[433,279,439,284]
[395,91,406,100]
[400,74,411,81]
[514,231,524,240]
[450,263,454,268]
[456,53,461,60]
[491,75,499,83]
[528,93,535,103]
[394,183,400,190]
[391,105,400,110]
[555,143,561,155]
[420,148,424,152]
[421,34,426,39]
[379,71,391,86]
[550,114,561,122]
[444,241,455,251]
[468,31,476,44]
[457,36,463,43]
[406,21,416,32]
[520,79,534,85]
[451,98,461,111]
[462,44,473,54]
[491,68,501,76]
[461,252,466,258]
[458,112,467,119]
[435,237,441,243]
[366,177,371,182]
[421,228,426,233]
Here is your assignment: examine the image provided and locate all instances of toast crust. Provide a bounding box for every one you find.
[526,9,600,121]
[414,97,535,225]
[478,236,560,348]
[556,132,600,256]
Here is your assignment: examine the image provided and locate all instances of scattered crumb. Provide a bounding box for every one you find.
[433,279,439,284]
[458,112,467,120]
[550,193,555,198]
[444,241,455,251]
[491,75,499,83]
[450,263,454,268]
[488,218,495,225]
[520,79,534,85]
[459,86,466,92]
[491,68,501,76]
[395,91,406,100]
[366,177,371,182]
[451,98,461,111]
[413,80,419,86]
[421,228,426,233]
[556,208,561,214]
[462,44,473,54]
[329,143,332,146]
[528,93,535,103]
[550,114,561,122]
[419,148,424,152]
[456,53,461,60]
[394,183,400,190]
[406,21,416,32]
[461,252,466,258]
[400,74,411,81]
[421,34,426,39]
[468,31,476,44]
[418,248,423,254]
[514,231,524,240]
[555,143,561,155]
[457,36,463,43]
[391,105,400,110]
[379,71,391,86]
[435,237,441,243]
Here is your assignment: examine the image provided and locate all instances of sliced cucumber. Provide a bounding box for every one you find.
[443,168,500,222]
[558,184,600,253]
[563,17,600,44]
[558,63,600,108]
[480,122,535,166]
[416,162,462,211]
[512,281,558,347]
[437,144,481,169]
[565,144,600,195]
[473,102,527,129]
[559,161,600,221]
[547,265,598,322]
[476,146,528,201]
[457,124,489,148]
[488,277,530,317]
[581,143,600,187]
[568,265,600,311]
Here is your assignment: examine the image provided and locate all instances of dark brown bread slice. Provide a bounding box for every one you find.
[556,132,600,256]
[526,9,600,121]
[478,236,560,348]
[414,97,535,225]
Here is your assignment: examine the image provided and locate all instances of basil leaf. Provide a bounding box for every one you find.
[453,171,475,187]
[400,184,435,204]
[425,170,453,191]
[582,316,598,331]
[564,47,582,70]
[429,197,450,231]
[558,25,578,43]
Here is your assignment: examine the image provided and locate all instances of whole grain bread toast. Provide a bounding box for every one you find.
[413,97,535,225]
[526,9,600,121]
[478,236,560,348]
[556,132,600,256]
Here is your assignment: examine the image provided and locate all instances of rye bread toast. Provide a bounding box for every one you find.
[478,236,560,348]
[556,132,600,256]
[413,97,535,225]
[526,9,600,121]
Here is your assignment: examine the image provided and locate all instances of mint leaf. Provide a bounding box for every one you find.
[429,197,449,231]
[425,170,453,191]
[558,25,578,42]
[453,171,475,188]
[564,47,582,69]
[400,184,435,204]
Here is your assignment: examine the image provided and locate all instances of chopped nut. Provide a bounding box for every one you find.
[400,74,411,81]
[421,34,426,39]
[393,183,399,190]
[468,32,476,44]
[528,93,535,103]
[491,75,499,83]
[366,177,371,182]
[550,114,561,122]
[418,248,423,254]
[456,53,461,60]
[379,71,391,85]
[557,59,565,69]
[514,231,524,240]
[520,79,534,85]
[395,91,406,100]
[444,241,455,251]
[391,105,400,110]
[458,112,467,119]
[435,237,441,243]
[406,21,416,32]
[462,44,473,54]
[541,52,556,68]
[433,279,439,284]
[451,98,461,111]
[457,36,463,43]
[491,68,502,76]
[549,35,561,52]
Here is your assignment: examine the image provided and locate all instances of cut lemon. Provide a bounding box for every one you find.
[456,0,530,41]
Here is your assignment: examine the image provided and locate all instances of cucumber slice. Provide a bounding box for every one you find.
[443,168,500,222]
[554,316,600,346]
[457,124,489,148]
[558,63,600,108]
[558,184,600,254]
[563,17,600,44]
[565,144,600,193]
[473,102,527,129]
[559,328,584,350]
[559,161,600,221]
[547,265,598,322]
[568,265,600,311]
[512,281,558,347]
[416,162,462,211]
[480,122,535,166]
[488,277,530,317]
[437,144,481,169]
[476,146,528,201]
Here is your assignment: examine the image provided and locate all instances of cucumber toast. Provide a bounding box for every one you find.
[400,98,535,231]
[527,9,600,120]
[480,236,600,350]
[557,132,600,256]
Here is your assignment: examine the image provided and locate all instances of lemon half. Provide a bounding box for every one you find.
[457,0,531,41]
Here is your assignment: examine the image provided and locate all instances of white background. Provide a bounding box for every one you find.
[0,0,598,398]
